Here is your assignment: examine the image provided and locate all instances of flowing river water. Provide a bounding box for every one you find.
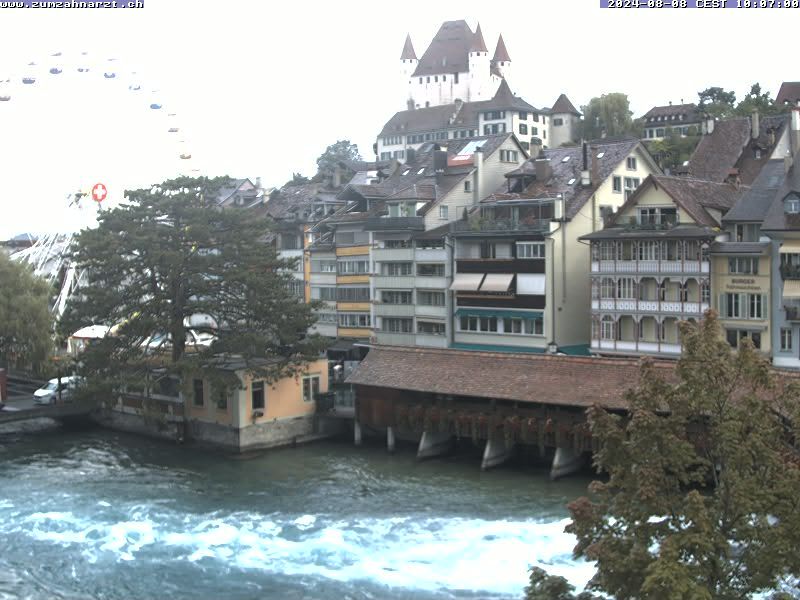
[0,424,595,599]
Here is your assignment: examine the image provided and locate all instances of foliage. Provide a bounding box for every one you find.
[734,83,785,118]
[0,251,52,372]
[60,175,327,392]
[580,93,635,140]
[646,129,701,172]
[283,172,310,187]
[567,311,800,599]
[698,86,737,120]
[524,567,603,600]
[315,139,361,177]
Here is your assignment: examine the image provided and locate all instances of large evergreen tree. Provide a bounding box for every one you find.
[0,251,52,372]
[60,175,325,389]
[567,311,800,599]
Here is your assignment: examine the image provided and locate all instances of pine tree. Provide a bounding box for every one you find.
[567,311,800,599]
[60,175,325,390]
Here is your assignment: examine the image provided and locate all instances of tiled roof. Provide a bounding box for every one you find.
[470,23,488,52]
[492,138,654,220]
[776,82,800,107]
[642,103,702,123]
[759,159,800,232]
[687,118,751,182]
[723,159,786,223]
[654,176,744,226]
[400,34,417,60]
[413,20,475,77]
[346,345,677,411]
[379,81,539,137]
[550,93,580,116]
[492,34,511,62]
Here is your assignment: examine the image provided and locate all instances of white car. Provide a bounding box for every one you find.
[33,376,83,405]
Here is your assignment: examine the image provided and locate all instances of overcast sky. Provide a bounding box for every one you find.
[0,0,795,238]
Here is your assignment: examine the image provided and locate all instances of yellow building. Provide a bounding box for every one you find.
[185,358,329,451]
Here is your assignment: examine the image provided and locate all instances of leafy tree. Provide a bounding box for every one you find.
[525,567,603,600]
[698,86,737,120]
[0,251,52,372]
[60,175,326,391]
[315,140,361,177]
[735,83,784,118]
[646,127,701,172]
[283,172,310,188]
[580,93,635,140]
[567,311,800,599]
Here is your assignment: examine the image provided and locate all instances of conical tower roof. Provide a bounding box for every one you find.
[470,23,488,53]
[492,34,511,62]
[400,34,417,60]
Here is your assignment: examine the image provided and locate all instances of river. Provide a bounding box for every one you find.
[0,424,594,599]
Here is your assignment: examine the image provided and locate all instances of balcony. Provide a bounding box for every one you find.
[451,218,550,235]
[373,247,414,261]
[415,304,447,319]
[591,298,708,316]
[373,275,416,289]
[415,248,447,262]
[376,331,416,346]
[364,216,424,231]
[591,260,709,274]
[781,264,800,280]
[374,303,415,317]
[785,306,800,321]
[591,339,682,355]
[457,258,545,274]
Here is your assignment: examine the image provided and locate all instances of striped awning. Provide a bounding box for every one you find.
[450,273,485,291]
[479,273,514,292]
[780,241,800,253]
[783,280,800,298]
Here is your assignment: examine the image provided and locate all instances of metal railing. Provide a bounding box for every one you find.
[452,218,550,233]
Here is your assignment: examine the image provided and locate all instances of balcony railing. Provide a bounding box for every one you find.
[592,298,709,315]
[452,218,550,234]
[780,264,800,280]
[623,218,679,231]
[591,260,709,274]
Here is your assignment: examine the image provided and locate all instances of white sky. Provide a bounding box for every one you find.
[0,0,795,238]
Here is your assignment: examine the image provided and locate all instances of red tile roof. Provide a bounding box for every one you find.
[492,34,511,63]
[470,23,488,53]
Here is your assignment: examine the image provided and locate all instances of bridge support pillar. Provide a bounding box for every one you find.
[481,433,515,470]
[387,426,396,453]
[417,430,453,460]
[354,421,362,447]
[550,446,585,480]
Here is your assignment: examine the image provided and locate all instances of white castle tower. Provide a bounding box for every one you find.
[400,33,418,110]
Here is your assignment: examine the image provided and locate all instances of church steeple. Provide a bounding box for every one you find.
[400,33,417,60]
[470,23,488,53]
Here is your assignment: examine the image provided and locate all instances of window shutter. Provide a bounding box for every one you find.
[719,294,727,317]
[762,294,768,320]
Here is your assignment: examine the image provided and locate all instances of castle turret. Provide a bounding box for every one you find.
[400,34,418,109]
[491,34,511,81]
[467,23,490,101]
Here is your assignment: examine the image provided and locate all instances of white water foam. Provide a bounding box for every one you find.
[5,508,594,596]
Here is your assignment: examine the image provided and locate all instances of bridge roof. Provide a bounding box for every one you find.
[346,346,676,410]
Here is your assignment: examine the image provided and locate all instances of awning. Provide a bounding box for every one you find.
[479,273,514,292]
[780,241,800,253]
[783,280,800,298]
[450,273,485,291]
[516,273,546,295]
[455,308,544,320]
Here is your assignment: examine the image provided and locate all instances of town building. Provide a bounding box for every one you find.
[640,103,703,140]
[400,20,511,111]
[450,138,660,355]
[582,175,744,358]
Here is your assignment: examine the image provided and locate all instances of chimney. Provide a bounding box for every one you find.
[785,150,793,174]
[534,157,552,182]
[433,150,447,173]
[406,148,417,165]
[333,165,343,188]
[792,108,800,157]
[751,109,760,140]
[590,146,599,186]
[473,147,484,205]
[580,142,591,186]
[255,176,262,190]
[705,116,715,135]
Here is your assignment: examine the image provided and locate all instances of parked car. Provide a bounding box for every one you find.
[33,376,83,405]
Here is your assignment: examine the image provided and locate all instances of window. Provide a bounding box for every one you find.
[553,118,564,126]
[516,242,545,259]
[502,316,544,335]
[734,223,761,242]
[464,180,472,192]
[417,238,445,250]
[336,287,370,302]
[418,290,445,305]
[726,329,761,349]
[383,317,413,333]
[418,321,446,336]
[728,257,758,275]
[637,241,661,261]
[312,286,336,301]
[459,315,498,332]
[417,263,445,276]
[532,127,538,136]
[701,282,710,304]
[287,279,304,298]
[216,389,228,411]
[521,141,530,150]
[600,278,615,299]
[251,381,265,410]
[781,328,793,351]
[600,241,618,261]
[380,151,391,160]
[302,376,320,403]
[617,278,635,299]
[383,262,413,276]
[638,206,677,226]
[749,294,764,319]
[337,259,370,274]
[484,110,505,120]
[454,72,459,84]
[786,195,800,214]
[480,241,497,259]
[382,290,412,304]
[192,379,204,407]
[612,176,622,193]
[311,260,337,273]
[720,293,767,320]
[624,177,641,200]
[600,316,616,340]
[519,111,528,120]
[338,313,371,328]
[519,124,528,135]
[316,312,337,323]
[439,205,449,220]
[426,76,430,83]
[384,239,411,249]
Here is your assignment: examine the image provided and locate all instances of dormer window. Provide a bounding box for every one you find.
[785,194,800,214]
[402,169,410,176]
